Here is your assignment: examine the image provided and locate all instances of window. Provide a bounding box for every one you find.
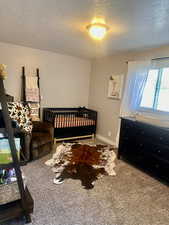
[140,67,169,112]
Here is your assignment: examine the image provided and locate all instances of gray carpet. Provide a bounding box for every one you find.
[2,141,169,225]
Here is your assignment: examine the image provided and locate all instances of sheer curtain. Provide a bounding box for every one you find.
[120,60,151,117]
[115,60,151,146]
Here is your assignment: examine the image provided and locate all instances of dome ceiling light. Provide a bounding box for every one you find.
[86,17,109,40]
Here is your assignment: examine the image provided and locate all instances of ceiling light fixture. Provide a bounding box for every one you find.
[86,18,109,40]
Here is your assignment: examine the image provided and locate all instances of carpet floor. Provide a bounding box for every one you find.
[2,140,169,225]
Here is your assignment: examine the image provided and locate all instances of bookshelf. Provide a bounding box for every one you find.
[0,78,33,224]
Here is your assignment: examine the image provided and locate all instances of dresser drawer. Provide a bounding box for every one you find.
[121,120,141,139]
[120,138,146,160]
[122,118,169,145]
[122,119,155,139]
[139,124,169,145]
[145,154,169,181]
[146,142,169,163]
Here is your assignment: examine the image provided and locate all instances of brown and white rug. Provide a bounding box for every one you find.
[45,143,116,189]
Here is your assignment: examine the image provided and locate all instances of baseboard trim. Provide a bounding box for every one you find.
[96,134,117,147]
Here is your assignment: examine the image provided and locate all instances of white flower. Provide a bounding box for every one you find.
[0,64,7,79]
[0,64,7,71]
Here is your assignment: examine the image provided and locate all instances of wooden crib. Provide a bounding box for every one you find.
[43,107,97,143]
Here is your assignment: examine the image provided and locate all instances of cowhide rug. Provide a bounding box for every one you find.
[45,143,116,189]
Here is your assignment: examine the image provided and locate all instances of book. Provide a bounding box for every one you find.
[0,138,20,164]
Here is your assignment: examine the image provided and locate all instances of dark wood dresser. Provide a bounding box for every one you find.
[118,117,169,183]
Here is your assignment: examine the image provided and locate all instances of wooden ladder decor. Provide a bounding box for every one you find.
[22,66,41,119]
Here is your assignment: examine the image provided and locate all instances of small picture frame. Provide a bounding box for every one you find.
[108,74,124,99]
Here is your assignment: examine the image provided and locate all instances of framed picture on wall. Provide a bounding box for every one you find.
[107,74,124,99]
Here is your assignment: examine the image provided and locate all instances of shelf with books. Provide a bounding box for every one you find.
[0,76,33,224]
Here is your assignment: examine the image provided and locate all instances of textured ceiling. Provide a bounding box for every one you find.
[0,0,169,59]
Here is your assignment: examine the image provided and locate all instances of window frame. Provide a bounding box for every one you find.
[138,67,169,115]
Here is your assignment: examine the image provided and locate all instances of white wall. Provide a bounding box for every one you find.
[2,41,169,145]
[0,42,91,107]
[89,45,169,145]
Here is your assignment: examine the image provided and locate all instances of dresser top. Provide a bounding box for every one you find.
[121,116,169,131]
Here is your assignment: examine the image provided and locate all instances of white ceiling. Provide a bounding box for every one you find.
[0,0,169,59]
